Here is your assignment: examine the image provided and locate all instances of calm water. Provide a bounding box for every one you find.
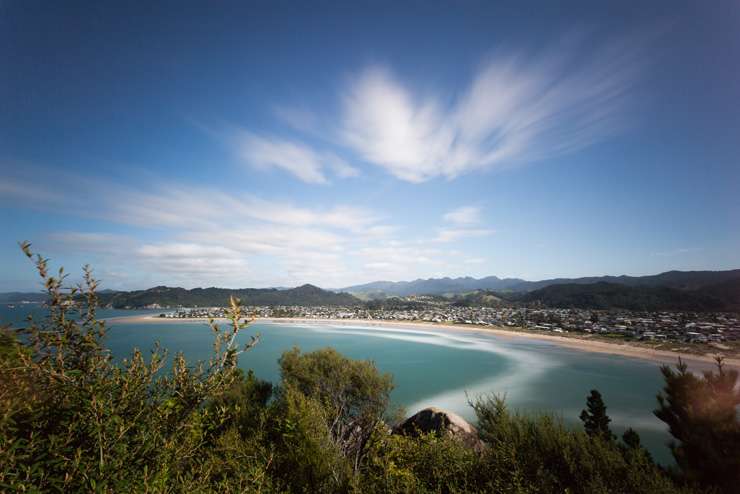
[2,305,689,464]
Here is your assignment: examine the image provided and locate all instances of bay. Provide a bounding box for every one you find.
[101,317,677,464]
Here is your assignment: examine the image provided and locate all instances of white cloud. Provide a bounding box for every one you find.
[327,155,361,178]
[233,131,329,184]
[101,185,381,234]
[212,33,645,185]
[338,36,641,182]
[48,232,136,254]
[444,206,482,225]
[434,228,495,243]
[230,130,359,184]
[5,167,501,287]
[464,257,487,265]
[137,243,249,276]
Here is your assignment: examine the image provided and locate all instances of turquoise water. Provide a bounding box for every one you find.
[2,306,688,464]
[105,318,681,463]
[0,305,159,328]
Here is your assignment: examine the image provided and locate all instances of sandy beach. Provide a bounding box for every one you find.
[104,314,740,370]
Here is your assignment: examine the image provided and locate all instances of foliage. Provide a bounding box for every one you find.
[512,282,730,311]
[0,242,266,493]
[471,394,689,494]
[580,389,615,440]
[655,357,740,493]
[621,427,641,450]
[96,284,361,308]
[359,430,480,493]
[277,347,394,473]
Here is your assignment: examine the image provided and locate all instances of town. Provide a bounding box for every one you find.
[158,302,740,348]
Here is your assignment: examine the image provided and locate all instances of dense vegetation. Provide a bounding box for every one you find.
[1,284,363,309]
[1,245,739,492]
[342,270,740,298]
[505,281,739,311]
[97,284,361,308]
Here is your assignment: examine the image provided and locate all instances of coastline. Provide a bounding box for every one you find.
[104,314,740,370]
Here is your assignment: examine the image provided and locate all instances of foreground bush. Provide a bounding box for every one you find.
[472,395,688,494]
[0,244,269,492]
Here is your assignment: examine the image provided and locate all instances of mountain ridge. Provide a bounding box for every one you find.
[3,269,739,311]
[0,284,361,308]
[340,269,740,297]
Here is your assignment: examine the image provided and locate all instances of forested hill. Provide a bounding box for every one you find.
[507,280,740,312]
[93,284,362,308]
[342,269,740,298]
[0,292,48,303]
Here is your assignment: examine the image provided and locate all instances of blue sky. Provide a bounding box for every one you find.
[1,1,739,291]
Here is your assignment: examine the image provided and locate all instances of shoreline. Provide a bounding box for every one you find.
[104,314,740,370]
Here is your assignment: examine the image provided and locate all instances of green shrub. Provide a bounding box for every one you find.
[359,430,479,493]
[655,357,740,493]
[278,347,394,472]
[0,243,264,492]
[472,394,690,494]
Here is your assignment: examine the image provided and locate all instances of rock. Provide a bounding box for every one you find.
[393,407,484,452]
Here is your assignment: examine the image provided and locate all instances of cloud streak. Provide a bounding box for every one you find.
[215,33,646,185]
[339,37,640,182]
[3,169,495,287]
[444,206,482,225]
[232,131,359,184]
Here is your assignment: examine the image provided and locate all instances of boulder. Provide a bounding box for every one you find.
[393,407,484,452]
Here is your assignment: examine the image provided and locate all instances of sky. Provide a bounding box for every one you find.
[1,0,739,291]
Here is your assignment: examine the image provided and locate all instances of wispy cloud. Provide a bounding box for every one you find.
[0,170,400,287]
[233,131,324,184]
[436,206,493,242]
[339,38,639,182]
[652,247,700,257]
[229,130,359,184]
[444,206,482,225]
[215,33,646,185]
[137,243,250,277]
[434,228,495,243]
[464,257,487,265]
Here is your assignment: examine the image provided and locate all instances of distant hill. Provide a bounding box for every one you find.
[451,290,505,307]
[505,281,737,312]
[4,269,739,311]
[342,269,740,297]
[0,292,48,303]
[506,269,740,293]
[341,276,528,298]
[695,277,740,310]
[94,284,361,308]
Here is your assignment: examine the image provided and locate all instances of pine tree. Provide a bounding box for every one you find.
[654,357,740,493]
[580,389,614,440]
[621,428,641,449]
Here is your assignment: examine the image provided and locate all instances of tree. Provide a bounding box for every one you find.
[277,347,394,473]
[621,428,641,449]
[654,357,740,493]
[469,394,687,494]
[580,389,614,440]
